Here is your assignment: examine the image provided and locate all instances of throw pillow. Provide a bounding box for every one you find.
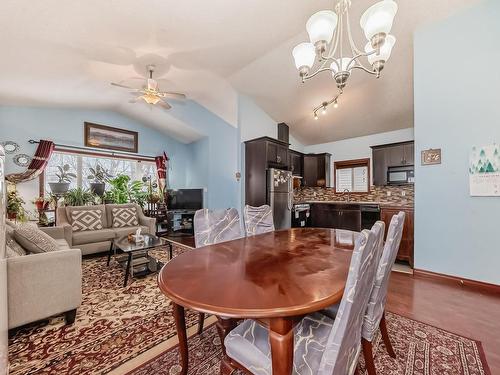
[14,224,59,254]
[112,207,139,228]
[6,225,26,256]
[71,209,104,232]
[6,245,22,258]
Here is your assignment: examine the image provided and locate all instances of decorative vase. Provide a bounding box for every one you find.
[90,182,105,196]
[49,182,70,195]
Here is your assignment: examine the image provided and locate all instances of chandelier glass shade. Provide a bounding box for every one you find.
[292,0,398,118]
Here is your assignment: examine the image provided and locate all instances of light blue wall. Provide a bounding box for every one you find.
[414,0,500,284]
[167,100,240,210]
[0,106,190,188]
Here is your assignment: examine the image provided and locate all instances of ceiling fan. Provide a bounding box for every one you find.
[111,65,186,110]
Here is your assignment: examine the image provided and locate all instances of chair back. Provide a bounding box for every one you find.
[193,208,242,248]
[318,227,379,375]
[362,211,405,341]
[372,221,386,266]
[243,205,274,236]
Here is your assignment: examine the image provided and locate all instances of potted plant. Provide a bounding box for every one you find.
[49,164,76,194]
[87,163,113,196]
[7,190,25,220]
[64,188,96,206]
[33,196,50,210]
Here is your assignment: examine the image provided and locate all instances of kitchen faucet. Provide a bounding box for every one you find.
[343,189,351,202]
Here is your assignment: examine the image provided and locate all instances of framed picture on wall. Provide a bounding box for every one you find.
[84,122,138,153]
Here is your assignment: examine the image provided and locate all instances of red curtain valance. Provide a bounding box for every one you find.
[6,140,55,183]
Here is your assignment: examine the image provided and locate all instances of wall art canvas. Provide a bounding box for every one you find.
[469,144,500,196]
[84,122,138,153]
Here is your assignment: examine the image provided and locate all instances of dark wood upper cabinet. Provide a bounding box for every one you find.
[303,153,331,187]
[371,141,414,186]
[288,150,303,177]
[245,136,290,207]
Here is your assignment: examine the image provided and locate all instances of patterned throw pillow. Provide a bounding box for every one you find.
[14,224,59,254]
[6,225,26,256]
[112,207,139,228]
[71,210,104,232]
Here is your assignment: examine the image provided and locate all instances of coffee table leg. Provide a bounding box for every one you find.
[107,242,114,266]
[269,317,294,375]
[168,242,173,260]
[172,303,188,375]
[123,252,132,287]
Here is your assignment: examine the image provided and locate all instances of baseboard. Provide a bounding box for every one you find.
[413,269,500,295]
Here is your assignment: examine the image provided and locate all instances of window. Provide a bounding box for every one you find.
[44,151,157,193]
[334,158,370,193]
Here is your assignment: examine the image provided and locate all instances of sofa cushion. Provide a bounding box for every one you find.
[72,228,115,246]
[113,225,149,239]
[14,224,59,254]
[105,204,138,228]
[55,239,71,250]
[66,205,108,228]
[71,210,104,232]
[6,245,21,258]
[6,224,26,256]
[112,207,139,228]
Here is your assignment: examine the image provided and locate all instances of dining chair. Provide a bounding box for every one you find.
[321,213,405,375]
[243,204,275,236]
[222,227,379,375]
[360,211,405,375]
[192,208,243,334]
[193,208,242,248]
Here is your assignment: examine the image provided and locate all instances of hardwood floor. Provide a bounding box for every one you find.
[387,272,500,373]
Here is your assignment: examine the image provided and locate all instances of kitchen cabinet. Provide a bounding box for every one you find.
[371,141,414,186]
[245,136,289,207]
[288,150,303,177]
[380,207,414,267]
[310,203,361,232]
[303,153,331,187]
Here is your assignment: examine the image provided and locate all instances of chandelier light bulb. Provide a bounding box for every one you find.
[365,34,396,66]
[360,0,398,41]
[334,100,339,109]
[314,113,319,120]
[292,42,316,72]
[306,10,338,47]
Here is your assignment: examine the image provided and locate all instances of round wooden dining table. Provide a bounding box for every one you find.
[158,227,360,375]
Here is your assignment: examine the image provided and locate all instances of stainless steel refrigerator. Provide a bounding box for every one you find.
[267,168,293,230]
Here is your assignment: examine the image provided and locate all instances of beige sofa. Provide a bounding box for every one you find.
[57,203,156,255]
[7,225,82,330]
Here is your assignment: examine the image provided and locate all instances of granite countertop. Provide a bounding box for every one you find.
[294,200,414,209]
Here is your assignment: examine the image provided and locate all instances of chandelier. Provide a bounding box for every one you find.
[292,0,398,119]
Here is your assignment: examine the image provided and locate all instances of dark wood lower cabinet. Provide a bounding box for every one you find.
[310,204,361,232]
[380,207,414,267]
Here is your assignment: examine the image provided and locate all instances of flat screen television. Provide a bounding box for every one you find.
[167,189,204,210]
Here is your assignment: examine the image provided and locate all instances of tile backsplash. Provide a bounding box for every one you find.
[294,185,414,208]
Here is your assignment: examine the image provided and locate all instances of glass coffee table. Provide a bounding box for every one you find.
[107,234,166,287]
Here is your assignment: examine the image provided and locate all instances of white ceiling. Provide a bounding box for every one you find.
[0,0,478,145]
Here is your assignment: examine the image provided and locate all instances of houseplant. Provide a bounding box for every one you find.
[33,196,50,210]
[49,164,76,194]
[107,175,147,207]
[64,188,96,206]
[87,163,113,196]
[7,190,25,220]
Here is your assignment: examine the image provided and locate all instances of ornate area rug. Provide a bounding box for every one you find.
[8,245,198,375]
[128,312,491,375]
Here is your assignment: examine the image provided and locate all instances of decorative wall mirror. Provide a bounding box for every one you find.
[1,141,20,154]
[13,154,31,167]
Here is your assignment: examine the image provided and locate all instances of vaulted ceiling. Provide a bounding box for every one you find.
[0,0,478,145]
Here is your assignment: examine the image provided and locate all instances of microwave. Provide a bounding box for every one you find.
[387,166,414,185]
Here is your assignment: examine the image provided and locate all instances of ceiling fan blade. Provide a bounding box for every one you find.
[158,92,186,100]
[111,82,140,91]
[158,99,172,110]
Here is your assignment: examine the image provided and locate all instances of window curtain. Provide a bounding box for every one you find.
[6,140,55,183]
[155,152,169,190]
